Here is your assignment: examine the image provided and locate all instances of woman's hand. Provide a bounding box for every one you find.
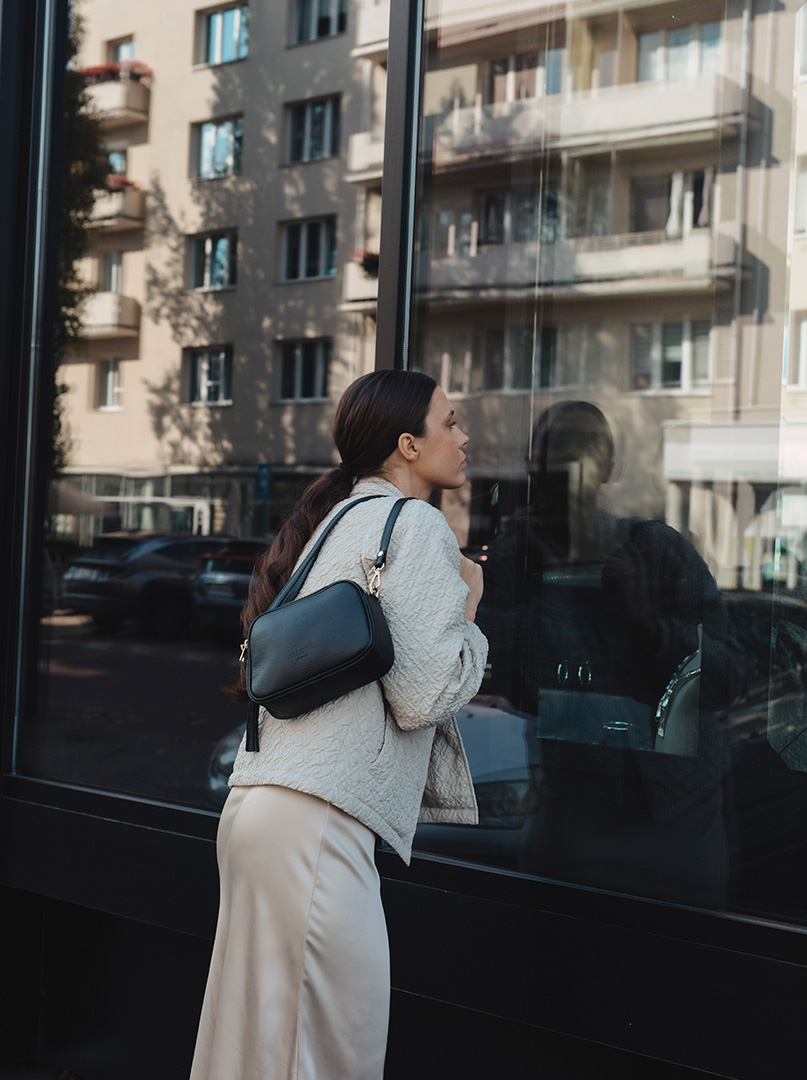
[460,555,484,622]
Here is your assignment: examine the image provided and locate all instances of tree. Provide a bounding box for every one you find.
[49,4,108,477]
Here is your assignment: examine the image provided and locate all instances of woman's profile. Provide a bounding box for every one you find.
[189,369,488,1080]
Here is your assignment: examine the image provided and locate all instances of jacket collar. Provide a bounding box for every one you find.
[351,476,411,500]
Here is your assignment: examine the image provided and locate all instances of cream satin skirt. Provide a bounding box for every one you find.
[189,785,390,1080]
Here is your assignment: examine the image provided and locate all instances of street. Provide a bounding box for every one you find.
[25,615,244,808]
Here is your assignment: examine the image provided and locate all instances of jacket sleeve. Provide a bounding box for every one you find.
[376,502,489,731]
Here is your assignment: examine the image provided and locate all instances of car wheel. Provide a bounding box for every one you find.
[138,592,191,639]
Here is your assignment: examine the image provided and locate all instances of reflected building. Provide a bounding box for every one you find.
[57,0,807,598]
[60,0,381,543]
[351,0,804,594]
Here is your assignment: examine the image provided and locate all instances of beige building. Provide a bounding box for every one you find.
[347,0,805,591]
[64,0,382,540]
[61,0,806,593]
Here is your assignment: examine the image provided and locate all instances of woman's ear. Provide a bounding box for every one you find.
[397,432,419,462]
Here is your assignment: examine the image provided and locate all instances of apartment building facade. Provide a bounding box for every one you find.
[3,0,807,1077]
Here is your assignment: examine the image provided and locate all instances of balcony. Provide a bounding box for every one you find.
[89,183,146,231]
[430,74,744,168]
[346,131,384,182]
[83,293,141,338]
[340,261,378,309]
[422,229,735,299]
[83,62,151,129]
[352,3,390,61]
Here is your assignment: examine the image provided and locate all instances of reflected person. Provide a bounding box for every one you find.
[479,401,744,906]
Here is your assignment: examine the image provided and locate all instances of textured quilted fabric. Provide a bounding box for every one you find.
[229,476,489,863]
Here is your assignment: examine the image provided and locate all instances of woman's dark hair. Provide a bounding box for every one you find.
[229,369,436,701]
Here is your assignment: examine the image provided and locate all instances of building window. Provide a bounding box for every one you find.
[99,251,123,293]
[293,0,347,43]
[433,326,559,394]
[203,5,249,65]
[288,96,340,162]
[283,217,337,280]
[789,314,807,389]
[97,359,122,410]
[487,47,564,103]
[109,37,135,62]
[279,339,330,400]
[629,320,711,391]
[637,22,721,82]
[107,150,127,176]
[188,347,233,405]
[196,116,243,178]
[191,231,237,289]
[796,159,807,234]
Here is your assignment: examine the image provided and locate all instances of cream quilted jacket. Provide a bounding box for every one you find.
[228,476,489,863]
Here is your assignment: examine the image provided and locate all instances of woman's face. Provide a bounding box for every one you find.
[410,386,469,493]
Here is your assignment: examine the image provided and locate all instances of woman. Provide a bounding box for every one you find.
[190,370,487,1080]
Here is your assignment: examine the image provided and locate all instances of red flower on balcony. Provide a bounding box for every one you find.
[104,175,141,192]
[353,249,379,279]
[79,60,153,84]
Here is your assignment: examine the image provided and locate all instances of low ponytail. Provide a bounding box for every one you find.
[240,466,353,636]
[228,369,436,703]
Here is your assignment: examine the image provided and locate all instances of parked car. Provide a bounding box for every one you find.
[205,590,807,891]
[192,539,269,636]
[62,533,235,637]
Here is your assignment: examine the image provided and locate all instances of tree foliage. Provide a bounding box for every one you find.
[50,5,108,476]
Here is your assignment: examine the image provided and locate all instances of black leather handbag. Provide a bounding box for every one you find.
[242,494,411,751]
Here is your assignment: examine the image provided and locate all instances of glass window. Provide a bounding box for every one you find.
[192,231,237,289]
[796,159,807,233]
[700,22,722,75]
[287,96,340,162]
[293,0,345,44]
[188,347,233,405]
[197,116,243,178]
[112,38,135,62]
[97,359,122,410]
[107,150,127,176]
[637,31,661,82]
[283,217,336,279]
[100,251,123,292]
[279,339,330,400]
[205,5,249,65]
[406,2,807,924]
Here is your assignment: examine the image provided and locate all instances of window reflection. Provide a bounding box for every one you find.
[409,0,807,922]
[27,2,387,809]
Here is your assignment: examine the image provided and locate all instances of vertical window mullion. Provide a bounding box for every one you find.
[681,318,693,393]
[652,324,662,389]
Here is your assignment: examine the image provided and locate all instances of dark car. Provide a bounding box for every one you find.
[62,533,234,637]
[206,589,807,892]
[192,539,269,636]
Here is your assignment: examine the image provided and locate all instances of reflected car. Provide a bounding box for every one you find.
[192,540,269,636]
[205,590,807,883]
[62,533,233,637]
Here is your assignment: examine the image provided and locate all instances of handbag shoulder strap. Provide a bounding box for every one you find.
[272,494,411,609]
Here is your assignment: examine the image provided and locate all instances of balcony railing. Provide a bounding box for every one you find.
[346,132,384,181]
[83,293,141,338]
[352,2,390,59]
[83,62,151,129]
[422,229,735,297]
[429,74,743,166]
[89,184,146,230]
[341,261,379,306]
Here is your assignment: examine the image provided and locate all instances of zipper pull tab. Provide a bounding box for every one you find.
[239,640,248,663]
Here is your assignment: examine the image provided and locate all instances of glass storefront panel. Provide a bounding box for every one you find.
[21,0,388,809]
[409,0,807,924]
